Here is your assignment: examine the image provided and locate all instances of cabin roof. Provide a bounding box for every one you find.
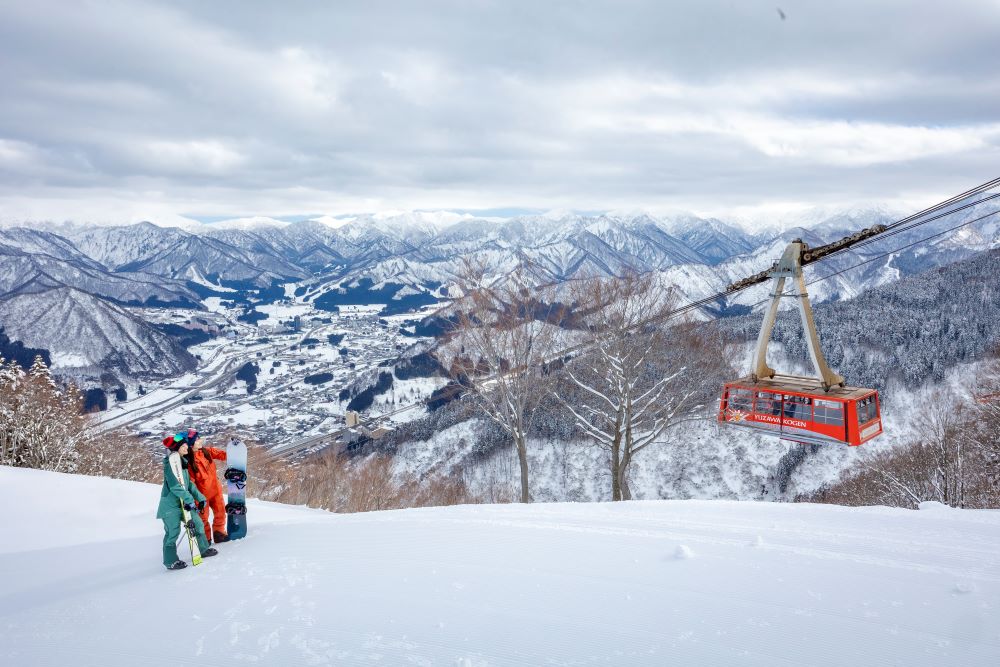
[726,375,876,400]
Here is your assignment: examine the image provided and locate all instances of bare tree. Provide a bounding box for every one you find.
[77,429,160,482]
[854,389,972,507]
[552,273,701,500]
[248,444,476,511]
[445,260,564,503]
[970,353,1000,492]
[811,384,998,509]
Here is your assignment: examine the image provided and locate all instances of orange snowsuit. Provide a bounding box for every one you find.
[189,446,227,540]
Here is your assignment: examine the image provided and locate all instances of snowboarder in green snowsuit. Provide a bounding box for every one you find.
[157,433,217,569]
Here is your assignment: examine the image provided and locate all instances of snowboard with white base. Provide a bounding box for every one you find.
[168,452,203,566]
[225,438,248,540]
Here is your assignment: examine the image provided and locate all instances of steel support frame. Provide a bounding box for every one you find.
[749,242,844,391]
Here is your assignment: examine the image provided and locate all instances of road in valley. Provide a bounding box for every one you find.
[96,323,336,433]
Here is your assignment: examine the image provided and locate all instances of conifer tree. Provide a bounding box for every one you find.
[0,356,84,472]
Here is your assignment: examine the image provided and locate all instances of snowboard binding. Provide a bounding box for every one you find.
[225,502,248,516]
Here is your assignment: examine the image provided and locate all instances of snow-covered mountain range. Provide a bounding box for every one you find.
[21,204,1000,296]
[0,202,997,384]
[0,229,200,307]
[197,204,999,311]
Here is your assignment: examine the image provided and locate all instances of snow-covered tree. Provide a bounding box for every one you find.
[447,260,564,503]
[813,374,999,509]
[0,355,85,472]
[860,388,973,507]
[552,273,700,500]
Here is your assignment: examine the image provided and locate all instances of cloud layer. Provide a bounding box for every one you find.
[1,0,998,224]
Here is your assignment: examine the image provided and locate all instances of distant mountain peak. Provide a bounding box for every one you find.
[205,216,292,231]
[310,215,355,229]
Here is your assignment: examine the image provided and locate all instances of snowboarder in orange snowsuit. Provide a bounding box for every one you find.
[185,429,230,544]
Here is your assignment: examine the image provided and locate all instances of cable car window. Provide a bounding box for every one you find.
[755,391,782,415]
[783,395,812,420]
[727,388,753,412]
[813,399,844,426]
[857,395,879,425]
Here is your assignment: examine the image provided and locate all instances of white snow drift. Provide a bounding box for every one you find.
[1,466,998,665]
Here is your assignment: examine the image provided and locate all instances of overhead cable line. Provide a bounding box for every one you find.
[803,190,1000,266]
[312,179,1000,432]
[803,207,1000,288]
[650,179,1000,328]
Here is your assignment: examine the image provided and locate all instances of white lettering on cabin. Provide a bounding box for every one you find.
[752,414,808,429]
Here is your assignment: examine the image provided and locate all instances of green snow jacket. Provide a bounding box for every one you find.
[156,454,207,521]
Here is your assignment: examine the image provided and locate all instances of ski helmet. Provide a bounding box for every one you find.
[163,432,187,450]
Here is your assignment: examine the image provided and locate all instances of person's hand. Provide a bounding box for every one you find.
[183,502,196,512]
[197,500,206,512]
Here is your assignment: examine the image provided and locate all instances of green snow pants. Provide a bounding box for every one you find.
[161,509,210,567]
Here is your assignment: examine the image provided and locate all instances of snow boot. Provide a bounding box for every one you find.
[166,560,188,571]
[213,532,230,543]
[203,547,219,558]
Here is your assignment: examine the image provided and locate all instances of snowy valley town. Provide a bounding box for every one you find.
[1,2,999,665]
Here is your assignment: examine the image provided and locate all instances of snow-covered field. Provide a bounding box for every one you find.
[2,466,999,665]
[256,302,315,320]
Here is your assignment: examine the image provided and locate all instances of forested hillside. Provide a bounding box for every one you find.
[383,248,1000,504]
[719,247,1000,392]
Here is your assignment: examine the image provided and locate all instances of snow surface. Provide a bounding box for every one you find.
[2,466,999,665]
[255,302,315,320]
[203,216,292,230]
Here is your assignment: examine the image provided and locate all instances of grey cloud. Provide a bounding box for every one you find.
[0,0,998,222]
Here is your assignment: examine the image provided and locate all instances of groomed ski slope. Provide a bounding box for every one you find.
[1,466,998,666]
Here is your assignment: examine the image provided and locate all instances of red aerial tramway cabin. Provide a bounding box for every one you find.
[718,240,883,447]
[719,376,882,447]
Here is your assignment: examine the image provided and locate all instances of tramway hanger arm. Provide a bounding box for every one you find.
[742,240,845,391]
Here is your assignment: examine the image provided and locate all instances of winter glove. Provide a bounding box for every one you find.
[197,500,206,512]
[183,502,196,512]
[185,519,198,531]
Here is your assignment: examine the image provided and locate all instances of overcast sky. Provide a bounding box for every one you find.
[1,0,998,226]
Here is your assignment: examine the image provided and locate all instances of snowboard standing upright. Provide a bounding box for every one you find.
[168,452,203,566]
[225,438,248,540]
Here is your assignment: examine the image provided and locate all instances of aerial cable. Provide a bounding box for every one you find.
[514,192,1000,365]
[293,179,1000,438]
[619,203,1000,340]
[802,207,1000,288]
[802,190,1000,266]
[880,177,1000,232]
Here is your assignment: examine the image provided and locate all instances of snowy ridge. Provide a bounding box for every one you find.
[62,222,306,286]
[0,287,195,378]
[1,465,998,665]
[10,204,998,309]
[204,216,293,231]
[0,240,200,307]
[0,227,107,270]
